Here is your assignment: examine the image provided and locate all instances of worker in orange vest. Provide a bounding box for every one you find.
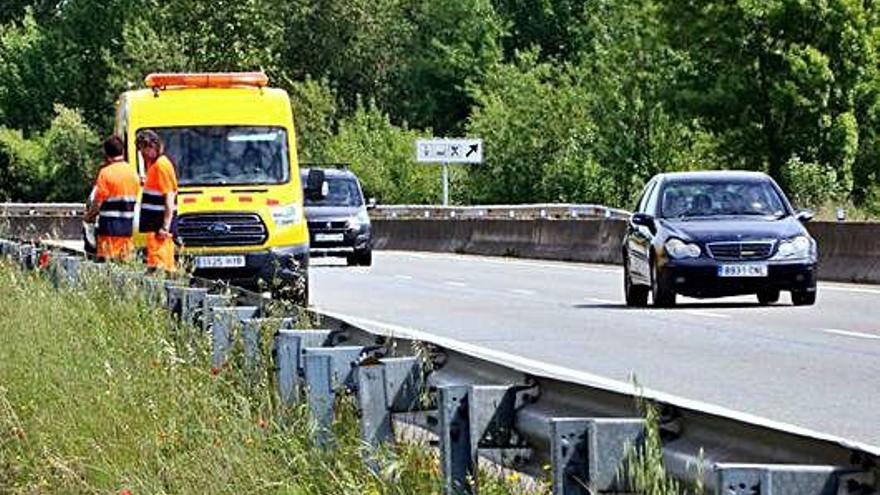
[136,130,178,273]
[83,136,140,262]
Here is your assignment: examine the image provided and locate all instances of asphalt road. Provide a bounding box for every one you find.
[311,250,880,450]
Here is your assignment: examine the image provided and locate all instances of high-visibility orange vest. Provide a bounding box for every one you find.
[139,155,178,232]
[94,160,140,237]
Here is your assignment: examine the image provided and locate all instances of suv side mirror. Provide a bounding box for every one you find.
[631,212,655,230]
[367,198,377,210]
[306,169,326,200]
[795,209,814,223]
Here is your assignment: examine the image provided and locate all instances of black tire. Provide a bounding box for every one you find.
[757,289,780,305]
[347,249,372,267]
[651,260,676,307]
[624,257,649,307]
[791,289,816,306]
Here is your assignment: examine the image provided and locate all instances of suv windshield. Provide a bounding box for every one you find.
[303,177,363,207]
[145,126,290,186]
[658,180,787,219]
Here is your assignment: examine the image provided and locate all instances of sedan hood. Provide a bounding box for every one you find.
[659,216,807,242]
[305,206,361,220]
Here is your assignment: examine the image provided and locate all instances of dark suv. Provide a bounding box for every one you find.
[302,167,374,266]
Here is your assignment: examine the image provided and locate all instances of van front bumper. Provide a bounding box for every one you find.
[190,244,309,290]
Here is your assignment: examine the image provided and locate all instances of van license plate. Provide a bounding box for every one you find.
[195,255,246,269]
[717,264,768,278]
[315,233,344,242]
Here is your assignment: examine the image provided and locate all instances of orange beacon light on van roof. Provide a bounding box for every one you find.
[144,72,269,89]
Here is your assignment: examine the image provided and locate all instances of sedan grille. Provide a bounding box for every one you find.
[707,241,775,261]
[177,213,268,247]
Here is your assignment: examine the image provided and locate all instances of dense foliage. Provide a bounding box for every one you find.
[1,0,879,212]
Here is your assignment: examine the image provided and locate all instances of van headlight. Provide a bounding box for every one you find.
[773,235,813,260]
[271,203,303,227]
[665,238,701,259]
[347,210,371,231]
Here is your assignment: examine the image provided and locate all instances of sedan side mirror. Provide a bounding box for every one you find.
[795,209,814,223]
[367,198,377,210]
[631,213,656,230]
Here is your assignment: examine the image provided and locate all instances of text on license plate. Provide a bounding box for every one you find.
[195,255,246,269]
[717,264,768,277]
[315,233,344,242]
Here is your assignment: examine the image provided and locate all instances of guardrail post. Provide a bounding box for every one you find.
[549,418,645,495]
[714,464,869,495]
[201,294,233,332]
[49,255,69,289]
[211,306,259,371]
[165,286,207,328]
[241,319,262,382]
[439,385,473,495]
[140,277,165,306]
[273,329,334,407]
[356,356,423,449]
[302,346,365,447]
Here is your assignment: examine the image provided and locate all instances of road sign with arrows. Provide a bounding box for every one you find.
[416,138,483,164]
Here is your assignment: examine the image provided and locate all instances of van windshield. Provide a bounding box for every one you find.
[144,126,290,186]
[303,177,363,207]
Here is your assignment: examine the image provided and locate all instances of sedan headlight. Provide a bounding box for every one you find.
[347,210,371,231]
[271,203,303,227]
[773,235,813,260]
[665,238,701,259]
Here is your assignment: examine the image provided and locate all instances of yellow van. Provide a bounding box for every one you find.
[114,72,310,303]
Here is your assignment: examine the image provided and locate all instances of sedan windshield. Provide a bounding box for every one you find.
[303,177,363,207]
[658,180,787,219]
[145,126,290,186]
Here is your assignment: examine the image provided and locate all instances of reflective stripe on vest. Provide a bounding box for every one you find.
[98,194,137,237]
[139,188,167,232]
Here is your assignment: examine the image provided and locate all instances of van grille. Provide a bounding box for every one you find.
[707,241,775,261]
[177,213,268,247]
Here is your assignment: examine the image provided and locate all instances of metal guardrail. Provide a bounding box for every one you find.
[0,202,84,216]
[1,237,877,495]
[0,202,631,221]
[371,204,631,220]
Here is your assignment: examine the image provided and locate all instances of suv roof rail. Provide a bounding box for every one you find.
[301,162,350,170]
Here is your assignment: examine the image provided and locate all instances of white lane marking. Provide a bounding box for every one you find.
[313,308,880,457]
[510,289,536,296]
[821,328,880,340]
[444,281,468,288]
[682,310,730,319]
[585,297,617,305]
[394,275,414,281]
[383,251,620,274]
[820,285,880,296]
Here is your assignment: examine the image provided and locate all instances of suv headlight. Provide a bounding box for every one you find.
[347,210,371,231]
[665,238,701,259]
[271,203,303,227]
[773,235,813,260]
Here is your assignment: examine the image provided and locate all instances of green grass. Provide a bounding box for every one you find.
[0,261,533,494]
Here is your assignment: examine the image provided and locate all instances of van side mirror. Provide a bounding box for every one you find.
[795,209,814,223]
[631,213,655,230]
[306,169,326,200]
[367,198,377,210]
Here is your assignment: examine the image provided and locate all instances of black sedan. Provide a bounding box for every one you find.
[622,171,818,307]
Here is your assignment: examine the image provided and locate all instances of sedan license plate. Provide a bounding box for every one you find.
[717,263,768,278]
[195,255,246,269]
[315,233,344,242]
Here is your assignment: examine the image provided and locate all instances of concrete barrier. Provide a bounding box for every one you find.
[4,214,880,284]
[806,222,880,284]
[374,219,880,284]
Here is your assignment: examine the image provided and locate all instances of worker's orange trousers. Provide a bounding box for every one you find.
[146,232,176,272]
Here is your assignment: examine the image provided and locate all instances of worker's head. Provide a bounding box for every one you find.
[103,135,125,160]
[136,130,163,164]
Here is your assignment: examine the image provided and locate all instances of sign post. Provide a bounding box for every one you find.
[416,138,483,206]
